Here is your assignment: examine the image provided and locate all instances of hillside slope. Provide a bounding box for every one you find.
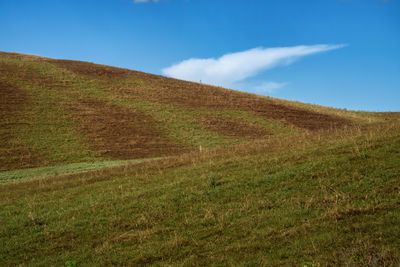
[1,51,363,172]
[1,52,399,266]
[1,118,400,266]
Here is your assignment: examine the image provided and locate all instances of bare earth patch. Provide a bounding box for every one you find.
[65,99,188,159]
[201,116,272,138]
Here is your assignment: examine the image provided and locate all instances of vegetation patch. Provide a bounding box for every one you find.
[0,158,156,184]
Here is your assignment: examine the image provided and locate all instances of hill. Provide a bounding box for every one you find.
[0,51,360,172]
[1,52,399,265]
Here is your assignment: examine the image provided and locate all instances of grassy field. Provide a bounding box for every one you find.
[1,52,399,266]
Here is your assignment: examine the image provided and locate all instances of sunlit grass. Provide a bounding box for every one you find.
[0,158,158,184]
[1,123,399,266]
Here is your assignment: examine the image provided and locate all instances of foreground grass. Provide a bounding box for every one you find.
[1,123,399,266]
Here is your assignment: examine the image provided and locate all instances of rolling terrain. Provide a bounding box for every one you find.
[1,52,399,265]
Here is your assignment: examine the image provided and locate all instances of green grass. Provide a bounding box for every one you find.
[1,123,399,266]
[0,158,157,184]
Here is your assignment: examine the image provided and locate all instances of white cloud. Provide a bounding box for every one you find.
[253,81,288,93]
[162,44,346,90]
[133,0,159,3]
[231,81,288,95]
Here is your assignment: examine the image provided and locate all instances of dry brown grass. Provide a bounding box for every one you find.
[200,115,272,138]
[0,77,42,170]
[65,99,189,159]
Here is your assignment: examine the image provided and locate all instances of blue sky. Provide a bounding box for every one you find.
[1,0,399,111]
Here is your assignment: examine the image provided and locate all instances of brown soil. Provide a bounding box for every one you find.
[0,80,41,170]
[201,116,272,138]
[65,99,188,159]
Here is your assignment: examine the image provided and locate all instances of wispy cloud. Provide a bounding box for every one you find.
[231,81,288,95]
[133,0,159,3]
[162,44,346,92]
[252,81,288,93]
